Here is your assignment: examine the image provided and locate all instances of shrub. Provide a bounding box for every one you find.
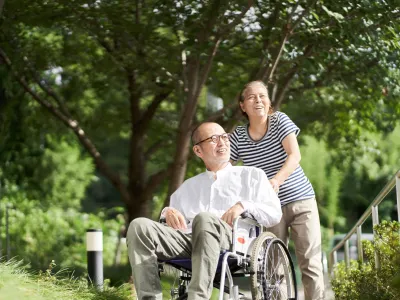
[331,220,400,300]
[1,196,127,275]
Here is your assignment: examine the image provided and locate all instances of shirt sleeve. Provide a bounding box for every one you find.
[276,112,300,143]
[161,187,185,218]
[230,127,240,162]
[239,168,282,228]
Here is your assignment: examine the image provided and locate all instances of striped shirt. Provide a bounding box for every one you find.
[230,111,315,206]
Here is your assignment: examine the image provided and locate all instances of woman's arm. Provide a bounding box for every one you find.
[270,132,301,192]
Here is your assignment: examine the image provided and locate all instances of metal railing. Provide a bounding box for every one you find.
[328,169,400,274]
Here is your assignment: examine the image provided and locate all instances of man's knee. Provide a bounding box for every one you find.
[127,217,155,242]
[192,212,218,227]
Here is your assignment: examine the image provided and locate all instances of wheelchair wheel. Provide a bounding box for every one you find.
[250,232,297,300]
[160,264,188,299]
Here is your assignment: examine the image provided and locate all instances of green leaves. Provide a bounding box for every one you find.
[331,221,400,300]
[321,5,344,21]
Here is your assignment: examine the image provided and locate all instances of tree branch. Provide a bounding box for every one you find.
[137,89,171,135]
[147,165,173,192]
[23,57,72,118]
[135,0,140,25]
[0,0,5,16]
[253,1,282,80]
[195,38,221,99]
[274,44,314,109]
[199,99,239,127]
[145,139,169,160]
[262,0,317,81]
[127,70,142,121]
[145,164,174,203]
[0,47,130,204]
[262,29,290,81]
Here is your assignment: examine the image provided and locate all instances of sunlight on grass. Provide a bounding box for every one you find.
[0,259,134,300]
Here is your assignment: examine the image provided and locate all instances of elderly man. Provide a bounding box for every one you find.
[127,122,282,300]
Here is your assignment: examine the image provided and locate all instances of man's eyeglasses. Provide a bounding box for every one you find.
[194,133,230,146]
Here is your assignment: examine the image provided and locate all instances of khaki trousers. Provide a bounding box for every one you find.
[126,212,232,300]
[268,198,324,300]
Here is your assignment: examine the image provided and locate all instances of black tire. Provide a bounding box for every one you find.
[250,232,297,300]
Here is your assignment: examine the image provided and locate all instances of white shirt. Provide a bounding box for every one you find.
[165,163,282,232]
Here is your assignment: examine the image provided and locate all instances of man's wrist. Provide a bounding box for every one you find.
[236,201,245,211]
[161,207,172,218]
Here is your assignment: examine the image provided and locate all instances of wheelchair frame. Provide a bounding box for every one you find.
[159,215,297,300]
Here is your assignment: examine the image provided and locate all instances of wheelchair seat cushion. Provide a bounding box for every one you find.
[160,251,239,274]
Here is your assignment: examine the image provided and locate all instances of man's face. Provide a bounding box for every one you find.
[193,123,230,165]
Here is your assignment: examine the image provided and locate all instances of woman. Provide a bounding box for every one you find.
[230,81,324,300]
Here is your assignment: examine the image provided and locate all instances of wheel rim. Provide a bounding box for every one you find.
[250,233,297,300]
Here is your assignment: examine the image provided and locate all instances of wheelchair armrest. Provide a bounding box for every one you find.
[236,212,258,226]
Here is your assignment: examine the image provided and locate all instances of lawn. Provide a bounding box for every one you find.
[0,260,133,300]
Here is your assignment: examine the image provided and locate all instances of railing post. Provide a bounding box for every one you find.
[344,239,350,269]
[329,250,337,275]
[372,205,380,269]
[396,173,400,223]
[357,226,363,263]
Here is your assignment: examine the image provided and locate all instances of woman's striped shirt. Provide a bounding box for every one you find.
[230,111,315,206]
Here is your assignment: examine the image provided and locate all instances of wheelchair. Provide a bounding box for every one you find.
[159,214,297,300]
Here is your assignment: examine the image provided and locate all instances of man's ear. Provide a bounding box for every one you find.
[193,145,202,158]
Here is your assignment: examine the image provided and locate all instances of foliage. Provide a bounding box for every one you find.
[1,0,399,220]
[0,259,134,299]
[331,221,400,300]
[0,90,95,209]
[339,126,400,231]
[300,135,344,232]
[0,194,127,272]
[28,137,95,209]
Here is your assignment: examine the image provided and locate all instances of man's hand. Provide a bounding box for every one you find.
[165,208,187,230]
[221,202,245,226]
[269,178,280,194]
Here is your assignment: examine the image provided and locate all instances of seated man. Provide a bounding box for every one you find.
[127,122,282,300]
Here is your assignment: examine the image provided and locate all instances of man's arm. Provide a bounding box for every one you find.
[239,169,282,228]
[161,190,187,230]
[221,202,244,226]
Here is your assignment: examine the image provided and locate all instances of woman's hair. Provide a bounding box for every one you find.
[238,80,273,120]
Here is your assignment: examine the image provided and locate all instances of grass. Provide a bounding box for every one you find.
[0,259,134,300]
[0,259,232,300]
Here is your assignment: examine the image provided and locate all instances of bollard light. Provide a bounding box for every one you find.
[86,229,103,290]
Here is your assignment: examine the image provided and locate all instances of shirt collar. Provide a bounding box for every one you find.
[205,162,232,180]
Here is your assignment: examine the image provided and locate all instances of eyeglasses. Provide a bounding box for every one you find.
[194,133,230,146]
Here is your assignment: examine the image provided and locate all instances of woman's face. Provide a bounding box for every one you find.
[240,83,271,120]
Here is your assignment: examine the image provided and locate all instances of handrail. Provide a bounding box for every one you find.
[328,169,400,274]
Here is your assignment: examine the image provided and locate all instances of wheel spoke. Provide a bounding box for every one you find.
[250,233,297,300]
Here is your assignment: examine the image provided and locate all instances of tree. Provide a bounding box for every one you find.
[0,0,399,222]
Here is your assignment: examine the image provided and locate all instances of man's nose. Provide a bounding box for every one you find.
[255,95,261,102]
[217,136,228,146]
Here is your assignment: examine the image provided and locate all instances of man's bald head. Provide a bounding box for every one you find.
[191,122,223,145]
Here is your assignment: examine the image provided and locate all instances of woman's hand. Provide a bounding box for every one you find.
[269,178,280,194]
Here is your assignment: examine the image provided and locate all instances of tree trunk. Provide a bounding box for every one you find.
[0,0,5,16]
[126,196,149,222]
